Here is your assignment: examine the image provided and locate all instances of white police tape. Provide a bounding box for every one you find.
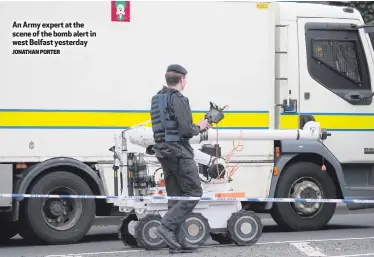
[0,193,373,204]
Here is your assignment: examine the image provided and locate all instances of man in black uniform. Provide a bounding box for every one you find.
[151,64,211,254]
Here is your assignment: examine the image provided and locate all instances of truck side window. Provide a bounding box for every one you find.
[312,40,361,85]
[305,22,372,105]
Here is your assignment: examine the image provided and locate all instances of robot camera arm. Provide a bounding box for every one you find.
[204,102,227,125]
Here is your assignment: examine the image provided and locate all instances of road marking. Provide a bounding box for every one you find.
[256,236,374,245]
[44,255,83,257]
[290,242,327,256]
[44,236,374,257]
[45,251,142,257]
[329,254,374,257]
[45,255,84,257]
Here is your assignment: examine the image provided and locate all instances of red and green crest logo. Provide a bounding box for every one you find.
[111,1,130,22]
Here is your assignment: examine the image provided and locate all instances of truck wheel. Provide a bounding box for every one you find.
[271,162,337,231]
[19,171,96,244]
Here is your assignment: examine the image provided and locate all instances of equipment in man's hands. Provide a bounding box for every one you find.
[111,101,331,250]
[204,102,227,125]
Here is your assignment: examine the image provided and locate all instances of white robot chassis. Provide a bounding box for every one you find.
[110,102,331,250]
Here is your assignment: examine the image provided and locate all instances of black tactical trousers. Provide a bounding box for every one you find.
[157,157,203,241]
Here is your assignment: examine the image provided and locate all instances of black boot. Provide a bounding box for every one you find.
[154,224,182,249]
[169,241,199,254]
[169,224,199,254]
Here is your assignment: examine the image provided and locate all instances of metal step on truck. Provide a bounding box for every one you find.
[1,1,374,245]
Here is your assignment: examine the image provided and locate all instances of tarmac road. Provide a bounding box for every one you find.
[2,206,374,257]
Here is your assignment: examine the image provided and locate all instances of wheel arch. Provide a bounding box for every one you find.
[278,153,344,199]
[12,157,106,221]
[263,140,347,210]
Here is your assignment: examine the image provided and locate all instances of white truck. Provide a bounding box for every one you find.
[1,1,374,245]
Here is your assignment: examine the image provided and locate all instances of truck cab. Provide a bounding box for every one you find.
[268,2,374,231]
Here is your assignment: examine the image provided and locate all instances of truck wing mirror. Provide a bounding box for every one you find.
[349,24,374,33]
[356,25,374,33]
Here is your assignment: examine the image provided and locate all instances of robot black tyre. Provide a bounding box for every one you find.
[118,213,139,248]
[134,214,167,250]
[184,213,211,246]
[227,210,263,246]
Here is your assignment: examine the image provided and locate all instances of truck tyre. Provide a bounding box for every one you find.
[271,162,337,231]
[19,171,96,244]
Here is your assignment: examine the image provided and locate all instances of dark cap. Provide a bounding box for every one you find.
[166,64,188,75]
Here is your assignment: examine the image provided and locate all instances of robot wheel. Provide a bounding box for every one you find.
[227,210,263,246]
[118,213,139,248]
[184,212,211,246]
[134,214,167,250]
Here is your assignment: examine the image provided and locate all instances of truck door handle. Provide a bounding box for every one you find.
[344,92,364,102]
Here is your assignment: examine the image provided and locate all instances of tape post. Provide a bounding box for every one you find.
[0,193,371,204]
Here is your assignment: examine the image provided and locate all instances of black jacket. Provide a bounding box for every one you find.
[152,86,200,159]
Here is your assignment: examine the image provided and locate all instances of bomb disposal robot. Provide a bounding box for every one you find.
[110,103,331,250]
